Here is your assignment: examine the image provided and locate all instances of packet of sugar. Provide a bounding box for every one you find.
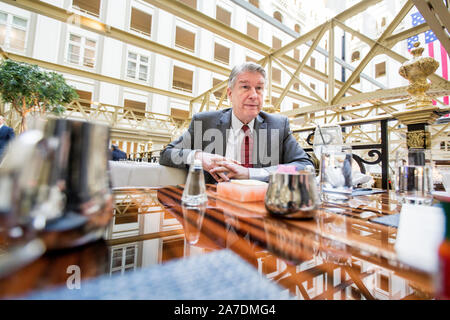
[276,165,298,174]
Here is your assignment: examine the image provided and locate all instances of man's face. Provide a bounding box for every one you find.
[227,71,265,124]
[0,117,4,125]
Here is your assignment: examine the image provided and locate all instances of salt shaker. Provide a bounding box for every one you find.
[182,159,207,205]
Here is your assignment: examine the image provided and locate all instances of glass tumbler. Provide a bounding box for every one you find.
[313,124,344,161]
[395,149,434,205]
[182,159,207,206]
[320,146,353,202]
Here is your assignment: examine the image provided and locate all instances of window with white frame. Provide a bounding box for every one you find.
[72,0,101,18]
[126,51,150,82]
[67,33,97,68]
[273,11,283,23]
[172,65,193,93]
[440,139,450,151]
[130,6,152,37]
[293,48,300,61]
[351,50,360,62]
[0,11,28,52]
[214,42,230,65]
[247,22,259,41]
[175,26,196,52]
[216,5,231,26]
[249,0,259,8]
[212,77,228,101]
[110,245,137,275]
[375,61,386,78]
[179,0,197,9]
[272,67,281,84]
[272,36,282,50]
[246,54,259,63]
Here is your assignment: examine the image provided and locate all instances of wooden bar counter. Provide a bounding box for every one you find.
[0,185,435,300]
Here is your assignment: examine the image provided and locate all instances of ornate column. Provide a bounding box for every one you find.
[393,42,440,150]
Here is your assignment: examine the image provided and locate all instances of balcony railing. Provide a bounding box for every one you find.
[72,5,100,19]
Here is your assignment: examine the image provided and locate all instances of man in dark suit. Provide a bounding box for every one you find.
[0,115,15,159]
[159,62,313,183]
[111,144,127,161]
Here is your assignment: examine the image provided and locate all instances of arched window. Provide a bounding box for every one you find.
[351,50,360,62]
[294,24,301,34]
[249,0,259,8]
[273,11,283,23]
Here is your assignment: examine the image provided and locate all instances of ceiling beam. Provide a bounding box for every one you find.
[331,0,416,105]
[412,0,450,56]
[271,0,384,58]
[144,0,363,95]
[5,0,361,104]
[19,0,374,107]
[384,22,431,46]
[3,51,193,101]
[274,23,329,110]
[144,0,268,55]
[230,0,385,89]
[1,0,230,76]
[282,81,450,117]
[332,19,448,89]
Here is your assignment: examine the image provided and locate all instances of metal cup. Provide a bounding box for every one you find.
[265,171,319,219]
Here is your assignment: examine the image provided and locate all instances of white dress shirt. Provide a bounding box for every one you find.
[225,112,254,164]
[225,112,268,181]
[187,111,269,181]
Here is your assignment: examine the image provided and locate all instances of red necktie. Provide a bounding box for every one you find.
[241,124,253,168]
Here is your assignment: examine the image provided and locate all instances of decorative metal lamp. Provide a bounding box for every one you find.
[394,42,440,149]
[262,96,280,113]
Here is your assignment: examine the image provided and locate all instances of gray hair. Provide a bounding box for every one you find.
[228,62,266,89]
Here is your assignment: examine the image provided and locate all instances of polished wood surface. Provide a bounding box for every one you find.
[0,185,435,300]
[157,185,434,300]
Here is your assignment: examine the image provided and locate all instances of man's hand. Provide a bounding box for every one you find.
[194,151,239,182]
[210,161,250,180]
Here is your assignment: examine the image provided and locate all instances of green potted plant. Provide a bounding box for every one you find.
[0,59,78,133]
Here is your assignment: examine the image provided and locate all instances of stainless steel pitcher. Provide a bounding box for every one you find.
[265,171,319,219]
[62,119,111,215]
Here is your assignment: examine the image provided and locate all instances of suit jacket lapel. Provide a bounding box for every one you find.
[253,113,266,168]
[213,109,266,164]
[215,109,232,156]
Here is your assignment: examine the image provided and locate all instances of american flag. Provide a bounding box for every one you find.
[407,11,449,106]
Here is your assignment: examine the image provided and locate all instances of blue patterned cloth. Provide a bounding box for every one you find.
[22,250,290,300]
[371,214,400,228]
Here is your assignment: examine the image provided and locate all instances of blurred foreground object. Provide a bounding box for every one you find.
[438,201,450,300]
[0,119,113,278]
